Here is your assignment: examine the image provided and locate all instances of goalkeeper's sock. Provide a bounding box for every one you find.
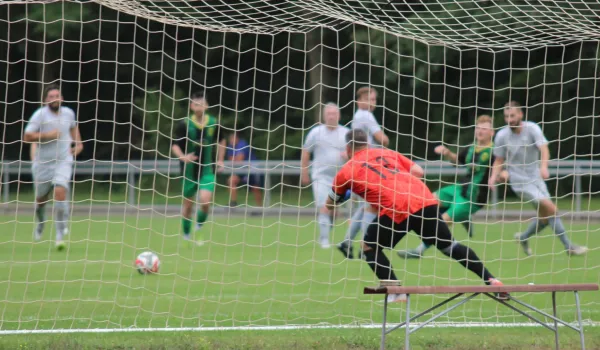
[196,210,208,229]
[54,201,68,240]
[362,246,397,281]
[547,217,572,249]
[343,206,364,244]
[182,217,192,237]
[440,242,494,284]
[521,219,548,240]
[360,210,378,240]
[318,213,332,243]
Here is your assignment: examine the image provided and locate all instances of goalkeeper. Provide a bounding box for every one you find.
[397,115,506,259]
[171,91,224,244]
[326,129,505,303]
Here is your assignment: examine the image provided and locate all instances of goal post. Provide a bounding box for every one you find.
[0,0,599,333]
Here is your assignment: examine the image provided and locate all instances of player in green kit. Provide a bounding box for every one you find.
[171,91,224,244]
[398,115,508,259]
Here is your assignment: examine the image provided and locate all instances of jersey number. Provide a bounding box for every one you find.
[362,156,400,179]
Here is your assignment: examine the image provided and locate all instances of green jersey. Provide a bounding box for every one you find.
[457,144,495,205]
[174,114,220,173]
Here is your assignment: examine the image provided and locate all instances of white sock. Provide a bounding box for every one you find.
[54,201,68,240]
[360,210,377,238]
[343,206,365,244]
[318,213,332,242]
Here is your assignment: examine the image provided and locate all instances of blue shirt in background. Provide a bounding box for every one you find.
[225,139,257,161]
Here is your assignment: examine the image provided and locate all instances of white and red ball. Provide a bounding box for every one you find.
[135,251,160,274]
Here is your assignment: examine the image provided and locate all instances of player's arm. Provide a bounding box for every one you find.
[23,112,60,142]
[394,152,423,178]
[488,156,505,187]
[29,143,37,161]
[301,130,315,186]
[325,169,350,211]
[434,145,459,163]
[70,125,83,156]
[372,130,389,147]
[171,122,196,163]
[538,143,550,179]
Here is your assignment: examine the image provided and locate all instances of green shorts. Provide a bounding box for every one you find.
[435,185,482,222]
[182,163,216,199]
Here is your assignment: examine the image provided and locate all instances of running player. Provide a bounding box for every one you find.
[326,129,505,302]
[397,115,505,258]
[337,87,389,258]
[301,103,350,248]
[23,84,83,250]
[489,101,587,256]
[171,91,224,244]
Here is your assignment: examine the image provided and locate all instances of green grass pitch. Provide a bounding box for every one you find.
[0,211,598,349]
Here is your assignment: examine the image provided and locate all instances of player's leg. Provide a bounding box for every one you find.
[414,205,503,289]
[227,174,241,207]
[248,174,264,207]
[338,200,364,255]
[32,164,52,240]
[361,214,406,282]
[195,172,216,236]
[397,185,453,259]
[181,163,199,240]
[53,185,69,250]
[538,198,587,255]
[313,178,333,248]
[52,162,73,243]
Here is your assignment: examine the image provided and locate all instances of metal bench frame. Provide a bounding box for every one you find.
[364,284,599,350]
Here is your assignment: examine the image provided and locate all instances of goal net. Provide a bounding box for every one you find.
[1,0,599,332]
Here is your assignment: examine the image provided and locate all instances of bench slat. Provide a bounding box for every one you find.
[364,283,599,295]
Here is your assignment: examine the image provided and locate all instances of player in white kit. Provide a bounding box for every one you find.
[301,103,350,248]
[489,101,587,256]
[336,87,389,259]
[23,85,83,250]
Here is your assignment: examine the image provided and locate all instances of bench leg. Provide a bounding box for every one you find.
[552,291,559,350]
[405,294,410,350]
[380,295,388,350]
[574,291,585,350]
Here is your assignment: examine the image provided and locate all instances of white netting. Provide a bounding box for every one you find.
[0,0,598,333]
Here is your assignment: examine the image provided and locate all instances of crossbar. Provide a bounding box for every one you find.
[364,283,599,295]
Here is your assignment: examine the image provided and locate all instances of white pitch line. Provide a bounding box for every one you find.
[1,322,599,335]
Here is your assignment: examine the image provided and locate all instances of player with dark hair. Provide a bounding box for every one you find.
[23,84,83,250]
[172,91,224,245]
[489,101,587,256]
[325,129,505,302]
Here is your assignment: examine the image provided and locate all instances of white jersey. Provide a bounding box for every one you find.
[352,109,382,146]
[25,106,76,163]
[494,121,548,181]
[303,124,350,179]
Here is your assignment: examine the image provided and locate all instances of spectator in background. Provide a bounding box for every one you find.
[219,131,263,207]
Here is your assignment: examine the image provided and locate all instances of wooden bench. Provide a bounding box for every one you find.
[364,283,599,350]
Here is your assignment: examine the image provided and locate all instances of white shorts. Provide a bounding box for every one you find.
[510,177,551,205]
[32,161,73,197]
[312,177,334,208]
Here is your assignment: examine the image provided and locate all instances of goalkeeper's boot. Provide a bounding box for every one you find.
[461,221,474,238]
[514,233,532,256]
[183,233,204,246]
[489,278,509,300]
[336,241,354,259]
[396,248,423,259]
[567,245,588,256]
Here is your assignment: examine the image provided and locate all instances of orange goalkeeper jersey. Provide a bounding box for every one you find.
[330,148,438,224]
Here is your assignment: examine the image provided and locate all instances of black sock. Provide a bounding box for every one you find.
[363,247,397,281]
[440,243,494,284]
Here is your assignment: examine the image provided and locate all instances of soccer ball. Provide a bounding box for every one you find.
[135,251,160,274]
